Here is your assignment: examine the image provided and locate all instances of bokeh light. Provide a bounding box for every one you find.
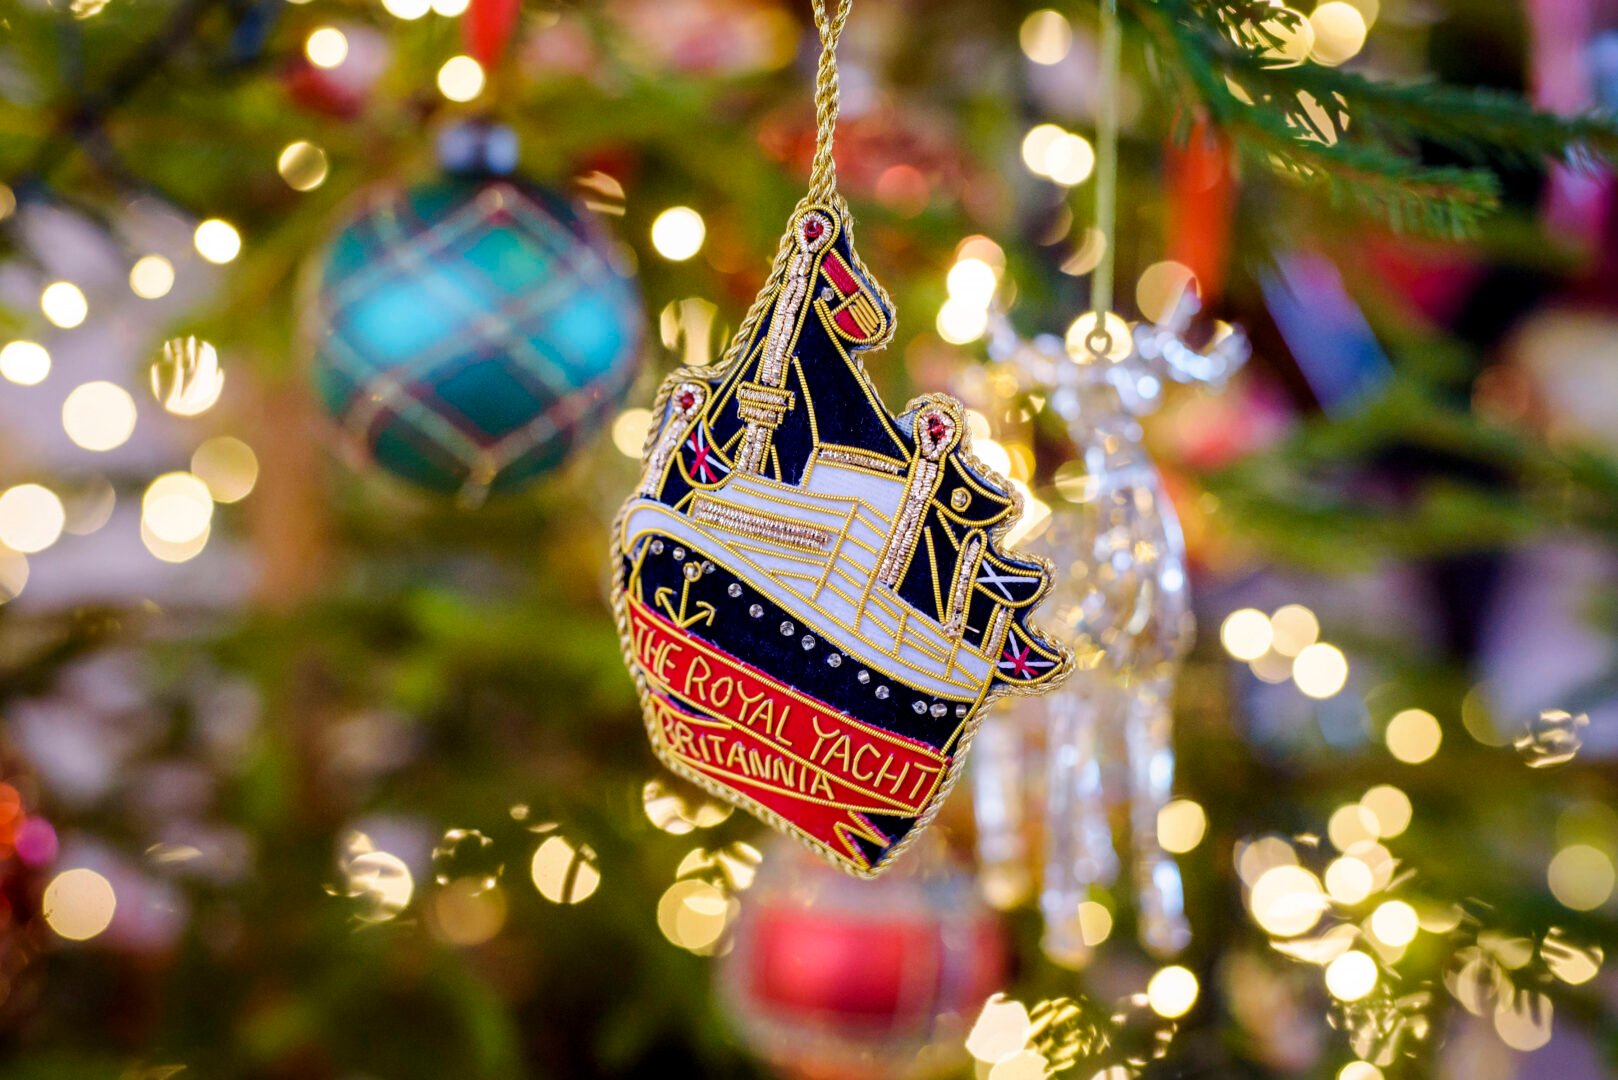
[1339,1062,1383,1080]
[141,519,210,563]
[1021,125,1095,185]
[1328,803,1379,851]
[62,381,137,451]
[530,834,600,904]
[194,218,242,264]
[1077,900,1113,946]
[1384,708,1441,764]
[947,257,999,308]
[305,26,349,68]
[382,0,431,18]
[1324,856,1374,904]
[1146,966,1199,1019]
[1238,836,1298,884]
[657,877,735,954]
[1360,785,1411,839]
[0,484,66,553]
[1019,9,1072,65]
[437,55,486,102]
[611,408,653,459]
[937,298,990,345]
[0,549,28,604]
[1494,991,1553,1051]
[1157,799,1207,854]
[642,779,732,833]
[191,436,259,503]
[278,141,329,191]
[1310,2,1368,66]
[431,880,507,946]
[129,254,175,299]
[1136,261,1198,324]
[344,848,415,922]
[1293,642,1348,698]
[1260,8,1315,67]
[1045,132,1095,186]
[1543,928,1602,985]
[1249,864,1327,937]
[967,994,1032,1065]
[651,207,706,261]
[142,472,214,544]
[152,336,225,416]
[1547,844,1615,911]
[0,340,51,386]
[61,475,115,536]
[41,281,88,328]
[1324,950,1378,1001]
[1220,608,1273,661]
[43,867,116,941]
[1268,603,1320,656]
[1368,900,1418,947]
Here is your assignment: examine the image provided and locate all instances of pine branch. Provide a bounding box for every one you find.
[1176,0,1303,53]
[1129,0,1618,236]
[1228,105,1501,237]
[1238,60,1618,169]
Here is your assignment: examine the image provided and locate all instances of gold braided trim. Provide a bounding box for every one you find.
[817,443,905,475]
[692,496,833,552]
[736,382,796,425]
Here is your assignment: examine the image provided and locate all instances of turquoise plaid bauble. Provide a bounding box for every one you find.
[311,178,643,500]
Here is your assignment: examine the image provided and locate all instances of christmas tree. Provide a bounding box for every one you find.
[0,0,1614,1077]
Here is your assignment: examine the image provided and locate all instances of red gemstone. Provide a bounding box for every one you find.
[803,217,825,240]
[926,414,947,442]
[676,390,696,411]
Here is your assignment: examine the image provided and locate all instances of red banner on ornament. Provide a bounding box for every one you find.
[627,597,949,871]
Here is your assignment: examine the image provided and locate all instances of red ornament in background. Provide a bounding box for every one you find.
[720,838,1006,1080]
[284,25,390,118]
[1165,118,1235,304]
[464,0,522,68]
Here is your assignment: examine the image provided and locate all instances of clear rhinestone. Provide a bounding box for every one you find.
[749,604,763,618]
[683,563,701,581]
[856,670,870,684]
[650,540,664,555]
[956,704,969,718]
[912,701,926,715]
[801,635,815,650]
[875,686,890,700]
[728,583,743,598]
[672,547,686,561]
[820,286,836,303]
[703,561,715,575]
[827,654,842,668]
[780,621,795,636]
[931,703,948,718]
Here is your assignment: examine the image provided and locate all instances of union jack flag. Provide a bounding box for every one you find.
[999,643,1056,680]
[684,425,729,485]
[977,559,1044,605]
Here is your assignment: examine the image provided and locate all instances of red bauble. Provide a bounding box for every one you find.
[463,0,522,68]
[1165,118,1235,304]
[720,838,1006,1080]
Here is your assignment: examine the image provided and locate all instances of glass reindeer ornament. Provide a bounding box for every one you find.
[971,290,1249,964]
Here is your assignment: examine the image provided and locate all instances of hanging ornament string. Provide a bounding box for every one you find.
[806,0,852,204]
[719,0,893,372]
[1087,0,1123,355]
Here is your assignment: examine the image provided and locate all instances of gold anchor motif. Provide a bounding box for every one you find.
[654,577,717,629]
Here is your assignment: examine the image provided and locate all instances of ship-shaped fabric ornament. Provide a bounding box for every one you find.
[612,0,1068,877]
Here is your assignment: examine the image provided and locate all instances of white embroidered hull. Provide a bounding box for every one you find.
[620,458,1001,702]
